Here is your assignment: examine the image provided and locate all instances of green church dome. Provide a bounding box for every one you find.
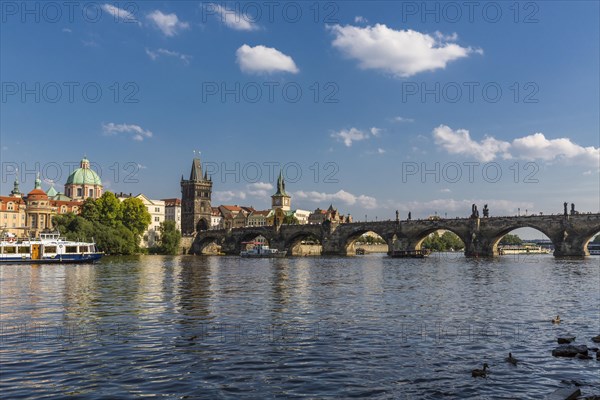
[66,158,103,186]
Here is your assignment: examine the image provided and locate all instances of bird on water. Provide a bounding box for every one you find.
[505,353,518,365]
[472,363,489,377]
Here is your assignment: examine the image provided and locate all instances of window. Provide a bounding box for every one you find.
[155,217,160,222]
[79,246,89,253]
[7,203,13,211]
[77,188,82,197]
[3,247,16,254]
[89,189,93,197]
[66,246,77,254]
[44,246,57,254]
[18,246,30,254]
[155,207,160,213]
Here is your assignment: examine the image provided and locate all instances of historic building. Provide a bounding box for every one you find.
[308,205,352,224]
[181,157,213,234]
[162,198,182,232]
[117,193,165,248]
[64,157,103,200]
[0,174,81,236]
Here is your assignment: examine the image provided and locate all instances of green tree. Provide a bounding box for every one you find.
[283,215,299,225]
[422,232,444,251]
[156,220,181,255]
[81,198,100,222]
[121,197,151,236]
[96,192,122,226]
[441,231,465,250]
[500,234,523,245]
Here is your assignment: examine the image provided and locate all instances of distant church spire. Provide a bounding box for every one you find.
[11,173,21,196]
[275,170,287,196]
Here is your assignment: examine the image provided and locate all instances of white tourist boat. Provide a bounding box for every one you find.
[0,232,103,264]
[240,242,286,258]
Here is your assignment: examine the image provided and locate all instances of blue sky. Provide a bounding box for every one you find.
[1,1,599,233]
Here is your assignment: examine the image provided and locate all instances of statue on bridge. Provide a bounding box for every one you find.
[408,212,412,220]
[483,204,489,218]
[570,203,578,215]
[564,202,568,216]
[471,204,479,219]
[396,210,399,222]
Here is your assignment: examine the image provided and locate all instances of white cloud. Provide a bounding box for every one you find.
[377,148,386,154]
[147,10,189,36]
[62,28,72,33]
[294,190,378,209]
[102,4,139,24]
[393,116,414,123]
[210,4,258,31]
[236,44,299,74]
[511,133,599,166]
[329,23,481,77]
[433,125,511,162]
[440,188,451,193]
[433,125,600,167]
[146,48,191,65]
[331,127,370,147]
[246,182,273,197]
[370,127,382,137]
[214,190,247,202]
[102,123,153,142]
[354,16,367,23]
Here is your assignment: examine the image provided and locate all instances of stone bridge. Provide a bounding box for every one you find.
[190,214,600,257]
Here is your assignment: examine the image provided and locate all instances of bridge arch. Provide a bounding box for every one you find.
[284,231,323,256]
[581,228,600,256]
[411,227,469,254]
[194,234,224,255]
[489,224,555,256]
[342,228,391,256]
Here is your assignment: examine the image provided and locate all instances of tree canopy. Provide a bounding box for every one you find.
[499,234,523,245]
[421,231,465,251]
[54,192,151,255]
[155,220,182,255]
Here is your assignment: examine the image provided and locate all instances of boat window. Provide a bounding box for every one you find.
[44,246,57,253]
[3,247,16,254]
[18,246,30,254]
[79,246,88,253]
[65,246,77,253]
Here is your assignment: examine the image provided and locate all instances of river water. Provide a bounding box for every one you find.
[1,254,599,399]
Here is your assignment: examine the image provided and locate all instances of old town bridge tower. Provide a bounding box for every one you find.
[181,157,212,234]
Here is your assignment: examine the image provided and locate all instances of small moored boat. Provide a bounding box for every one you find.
[389,249,430,258]
[0,232,103,264]
[240,242,286,258]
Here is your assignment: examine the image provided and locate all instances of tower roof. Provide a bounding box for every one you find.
[190,158,203,181]
[273,170,288,197]
[66,157,102,186]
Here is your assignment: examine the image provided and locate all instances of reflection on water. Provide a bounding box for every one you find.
[1,254,599,399]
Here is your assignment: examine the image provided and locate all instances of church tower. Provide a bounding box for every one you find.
[181,157,212,234]
[271,171,291,211]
